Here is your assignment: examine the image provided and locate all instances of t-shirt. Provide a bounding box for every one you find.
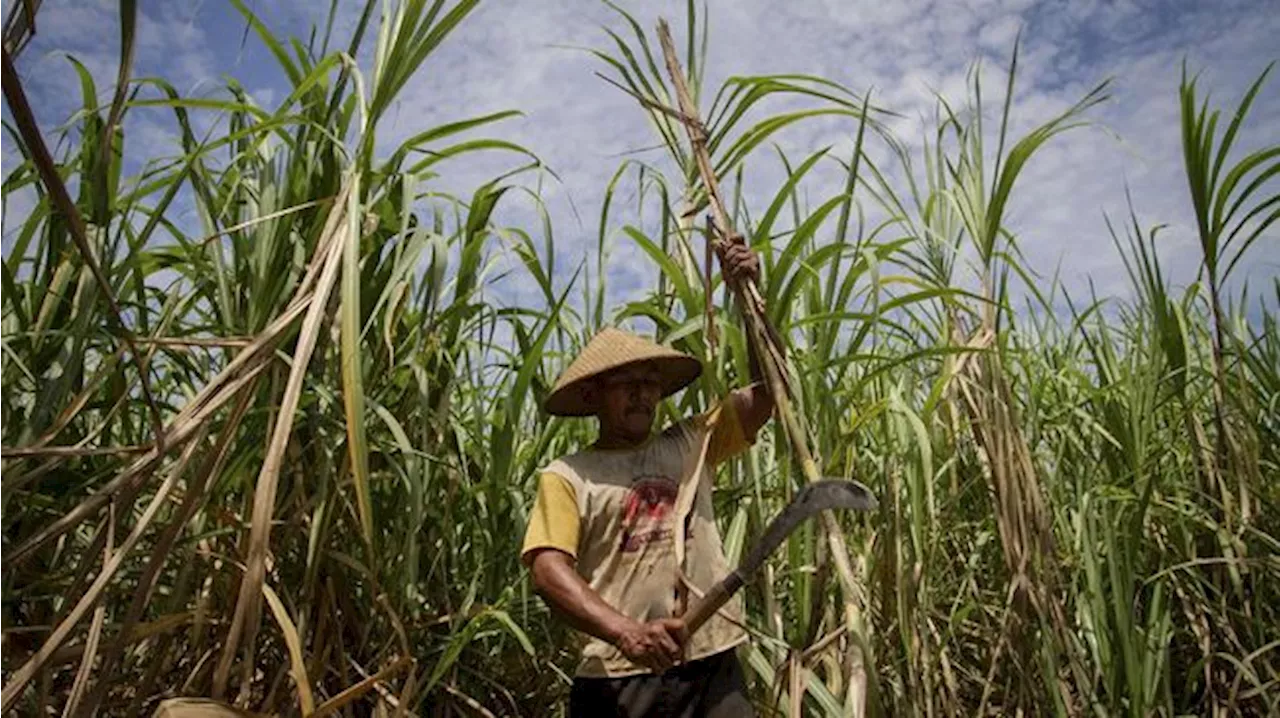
[520,398,754,678]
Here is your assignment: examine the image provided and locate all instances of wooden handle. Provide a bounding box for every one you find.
[682,572,744,638]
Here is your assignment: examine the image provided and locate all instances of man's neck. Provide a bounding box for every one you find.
[593,427,651,450]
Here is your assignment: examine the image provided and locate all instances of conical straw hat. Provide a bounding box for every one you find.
[544,327,702,416]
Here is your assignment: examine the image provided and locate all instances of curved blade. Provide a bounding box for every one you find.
[737,479,876,580]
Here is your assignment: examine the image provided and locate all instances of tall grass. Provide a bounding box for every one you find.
[3,2,1277,716]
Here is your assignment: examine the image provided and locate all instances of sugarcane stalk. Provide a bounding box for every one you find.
[655,18,871,715]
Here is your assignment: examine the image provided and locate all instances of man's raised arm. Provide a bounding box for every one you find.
[720,242,774,439]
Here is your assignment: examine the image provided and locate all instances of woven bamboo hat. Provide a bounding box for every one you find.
[543,327,702,417]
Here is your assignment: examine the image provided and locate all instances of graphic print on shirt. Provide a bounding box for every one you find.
[618,475,678,552]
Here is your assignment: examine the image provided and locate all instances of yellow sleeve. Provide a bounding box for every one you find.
[706,395,751,467]
[520,472,580,564]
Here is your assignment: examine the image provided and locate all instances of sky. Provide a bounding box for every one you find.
[3,0,1278,328]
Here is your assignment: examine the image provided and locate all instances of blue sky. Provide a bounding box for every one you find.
[3,0,1278,326]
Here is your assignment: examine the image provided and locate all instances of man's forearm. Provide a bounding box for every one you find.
[531,550,686,672]
[745,330,766,388]
[719,239,770,394]
[531,551,633,644]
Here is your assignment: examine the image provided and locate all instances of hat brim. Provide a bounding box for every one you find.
[543,355,702,417]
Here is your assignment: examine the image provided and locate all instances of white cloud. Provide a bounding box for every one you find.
[979,13,1023,53]
[5,0,1277,326]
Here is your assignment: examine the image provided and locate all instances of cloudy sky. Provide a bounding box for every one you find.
[4,0,1278,323]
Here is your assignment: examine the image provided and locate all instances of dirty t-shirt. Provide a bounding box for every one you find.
[520,399,753,678]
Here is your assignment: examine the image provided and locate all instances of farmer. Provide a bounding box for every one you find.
[521,243,772,717]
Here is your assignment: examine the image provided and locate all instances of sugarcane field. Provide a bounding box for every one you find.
[2,0,1279,716]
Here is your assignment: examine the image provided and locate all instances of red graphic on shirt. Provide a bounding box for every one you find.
[619,476,678,552]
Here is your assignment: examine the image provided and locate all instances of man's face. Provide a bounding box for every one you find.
[593,362,663,439]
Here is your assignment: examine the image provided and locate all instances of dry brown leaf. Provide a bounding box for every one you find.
[1,431,205,711]
[261,583,315,715]
[213,178,352,701]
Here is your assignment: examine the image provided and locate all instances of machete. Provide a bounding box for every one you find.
[680,479,877,638]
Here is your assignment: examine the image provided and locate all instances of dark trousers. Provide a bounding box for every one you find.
[569,649,755,717]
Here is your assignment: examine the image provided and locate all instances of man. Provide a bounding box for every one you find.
[521,244,772,717]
